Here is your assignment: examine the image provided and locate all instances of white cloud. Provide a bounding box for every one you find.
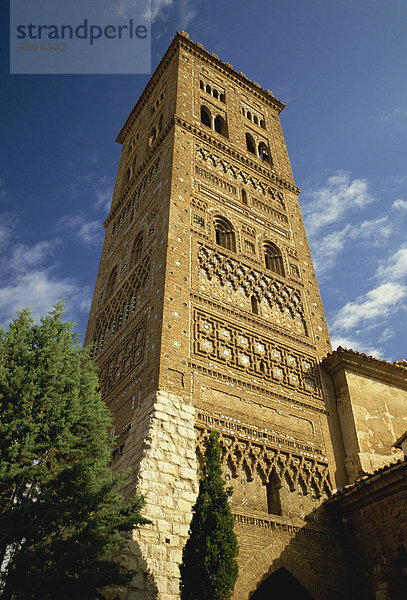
[58,215,103,246]
[303,171,373,237]
[0,270,91,329]
[8,241,56,273]
[310,216,392,276]
[332,282,407,331]
[350,216,392,244]
[110,0,173,21]
[69,172,113,214]
[377,246,407,282]
[177,0,196,28]
[109,0,196,28]
[150,0,174,21]
[392,199,407,211]
[94,186,113,212]
[330,335,383,358]
[311,225,351,274]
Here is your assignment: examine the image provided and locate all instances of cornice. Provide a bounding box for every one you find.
[322,347,407,390]
[176,32,286,114]
[116,31,286,145]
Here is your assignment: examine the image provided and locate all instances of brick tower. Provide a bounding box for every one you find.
[85,32,349,600]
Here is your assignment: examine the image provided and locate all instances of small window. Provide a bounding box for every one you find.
[260,119,265,129]
[220,93,226,103]
[241,189,248,205]
[200,106,211,128]
[251,296,259,315]
[264,241,284,276]
[200,80,204,90]
[206,84,211,94]
[258,141,272,164]
[246,132,256,155]
[214,216,236,252]
[253,115,258,125]
[213,89,218,100]
[247,111,252,121]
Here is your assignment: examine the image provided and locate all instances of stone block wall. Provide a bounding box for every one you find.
[116,390,198,600]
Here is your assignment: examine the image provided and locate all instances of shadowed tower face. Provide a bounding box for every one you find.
[85,31,345,600]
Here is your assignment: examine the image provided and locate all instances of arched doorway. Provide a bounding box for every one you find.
[250,567,314,600]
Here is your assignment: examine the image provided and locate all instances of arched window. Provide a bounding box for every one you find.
[260,119,265,129]
[200,80,204,90]
[253,115,258,125]
[200,106,211,128]
[214,115,227,137]
[251,295,259,315]
[241,189,248,205]
[258,141,272,164]
[264,241,285,276]
[220,93,225,103]
[214,216,236,252]
[246,132,256,155]
[213,89,218,99]
[247,111,252,121]
[106,266,117,299]
[205,84,211,94]
[131,232,143,264]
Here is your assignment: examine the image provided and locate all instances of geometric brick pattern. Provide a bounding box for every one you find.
[193,309,320,397]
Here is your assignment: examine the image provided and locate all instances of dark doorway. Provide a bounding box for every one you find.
[250,567,314,600]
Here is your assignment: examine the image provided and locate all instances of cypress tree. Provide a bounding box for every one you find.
[180,431,238,600]
[0,304,148,599]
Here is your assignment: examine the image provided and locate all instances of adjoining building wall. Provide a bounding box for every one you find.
[327,460,407,600]
[322,350,407,483]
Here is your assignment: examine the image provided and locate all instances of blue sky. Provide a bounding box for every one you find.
[1,0,407,361]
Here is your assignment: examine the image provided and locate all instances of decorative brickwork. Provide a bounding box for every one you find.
[196,420,331,497]
[197,245,308,337]
[84,31,366,600]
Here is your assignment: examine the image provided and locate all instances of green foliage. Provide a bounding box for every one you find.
[0,304,148,600]
[180,431,238,600]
